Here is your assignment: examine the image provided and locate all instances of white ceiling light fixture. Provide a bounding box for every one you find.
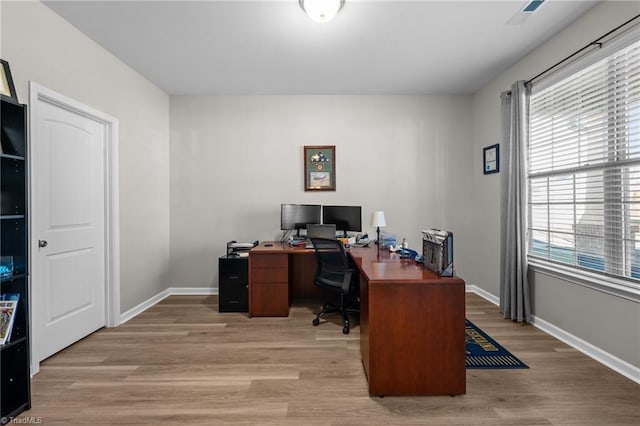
[299,0,345,23]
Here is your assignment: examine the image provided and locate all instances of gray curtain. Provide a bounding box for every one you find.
[499,81,531,323]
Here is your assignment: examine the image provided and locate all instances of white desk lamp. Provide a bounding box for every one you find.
[371,211,386,245]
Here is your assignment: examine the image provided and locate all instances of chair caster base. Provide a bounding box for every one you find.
[312,318,320,326]
[343,326,350,334]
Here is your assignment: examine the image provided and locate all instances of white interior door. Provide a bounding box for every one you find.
[32,94,107,363]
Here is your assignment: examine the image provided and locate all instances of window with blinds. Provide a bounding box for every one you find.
[528,40,640,283]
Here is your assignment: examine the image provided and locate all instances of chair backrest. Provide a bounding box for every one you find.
[309,237,352,293]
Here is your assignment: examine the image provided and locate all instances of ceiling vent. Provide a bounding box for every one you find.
[507,0,546,25]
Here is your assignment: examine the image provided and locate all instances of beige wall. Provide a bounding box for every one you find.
[1,1,171,312]
[169,95,473,287]
[471,1,640,367]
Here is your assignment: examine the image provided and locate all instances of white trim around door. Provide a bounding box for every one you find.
[28,82,120,375]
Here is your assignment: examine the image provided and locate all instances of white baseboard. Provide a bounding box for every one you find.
[120,288,171,324]
[530,315,640,384]
[168,287,218,295]
[466,284,500,306]
[466,285,640,384]
[119,287,217,324]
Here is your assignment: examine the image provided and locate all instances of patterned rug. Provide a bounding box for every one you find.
[466,319,528,369]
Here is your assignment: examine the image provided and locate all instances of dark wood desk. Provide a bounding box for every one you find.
[350,246,466,396]
[248,242,325,316]
[248,242,466,396]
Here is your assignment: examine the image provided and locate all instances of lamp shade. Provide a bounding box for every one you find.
[371,211,386,228]
[299,0,345,23]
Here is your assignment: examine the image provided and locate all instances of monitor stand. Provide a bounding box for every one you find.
[292,228,305,241]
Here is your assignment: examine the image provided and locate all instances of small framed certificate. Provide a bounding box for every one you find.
[483,144,499,175]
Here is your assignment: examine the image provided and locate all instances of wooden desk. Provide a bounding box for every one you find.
[248,242,466,396]
[350,247,466,396]
[248,242,326,316]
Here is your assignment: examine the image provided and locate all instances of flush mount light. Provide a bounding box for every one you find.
[299,0,345,23]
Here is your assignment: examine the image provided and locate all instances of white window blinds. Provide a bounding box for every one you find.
[528,40,640,283]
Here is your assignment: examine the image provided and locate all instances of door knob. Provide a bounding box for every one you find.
[38,240,48,248]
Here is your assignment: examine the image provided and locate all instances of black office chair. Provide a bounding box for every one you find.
[309,237,359,334]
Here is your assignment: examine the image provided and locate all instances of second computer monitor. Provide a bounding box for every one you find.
[322,205,362,237]
[281,204,321,231]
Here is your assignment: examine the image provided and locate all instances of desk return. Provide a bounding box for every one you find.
[248,242,466,396]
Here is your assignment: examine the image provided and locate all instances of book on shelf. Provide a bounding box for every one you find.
[0,292,20,302]
[1,126,25,157]
[0,299,18,344]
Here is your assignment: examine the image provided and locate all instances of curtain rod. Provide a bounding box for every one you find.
[524,14,640,87]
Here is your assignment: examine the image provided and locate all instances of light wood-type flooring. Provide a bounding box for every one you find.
[16,294,640,425]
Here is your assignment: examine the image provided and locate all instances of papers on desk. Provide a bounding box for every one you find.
[227,240,259,257]
[229,242,256,249]
[353,240,371,247]
[337,237,356,246]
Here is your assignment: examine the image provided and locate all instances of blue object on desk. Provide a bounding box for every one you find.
[399,248,418,260]
[380,233,396,248]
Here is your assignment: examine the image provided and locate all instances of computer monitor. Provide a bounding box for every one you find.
[281,204,321,237]
[322,205,362,237]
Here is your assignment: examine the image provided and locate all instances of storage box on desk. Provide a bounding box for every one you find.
[422,229,453,277]
[380,232,396,248]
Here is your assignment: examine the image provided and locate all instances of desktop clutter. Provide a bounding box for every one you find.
[277,203,453,275]
[226,240,259,257]
[381,229,454,276]
[383,234,419,261]
[287,229,370,248]
[281,204,368,248]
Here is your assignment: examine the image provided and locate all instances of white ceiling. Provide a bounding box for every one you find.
[43,0,600,95]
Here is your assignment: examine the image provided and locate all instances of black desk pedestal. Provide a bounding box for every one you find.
[218,255,248,313]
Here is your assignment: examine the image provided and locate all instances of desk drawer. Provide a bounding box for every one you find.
[251,267,287,283]
[250,282,289,317]
[251,253,288,269]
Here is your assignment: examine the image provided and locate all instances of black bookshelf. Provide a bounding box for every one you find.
[1,94,31,423]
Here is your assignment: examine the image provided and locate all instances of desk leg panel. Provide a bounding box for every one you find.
[367,282,466,396]
[359,273,370,380]
[290,252,327,299]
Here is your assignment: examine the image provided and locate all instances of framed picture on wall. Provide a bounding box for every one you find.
[0,59,17,101]
[483,144,499,175]
[304,145,336,191]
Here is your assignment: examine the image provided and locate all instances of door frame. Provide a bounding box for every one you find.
[28,82,120,374]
